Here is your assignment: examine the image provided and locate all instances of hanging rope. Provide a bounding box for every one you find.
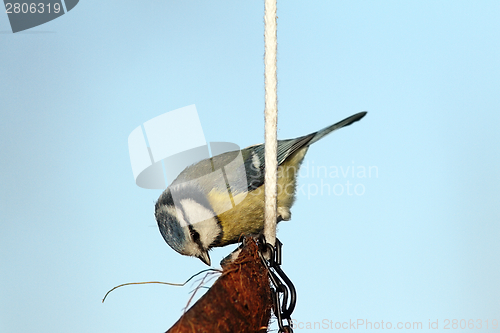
[263,0,278,247]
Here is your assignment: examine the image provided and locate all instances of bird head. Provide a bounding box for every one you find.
[155,187,221,266]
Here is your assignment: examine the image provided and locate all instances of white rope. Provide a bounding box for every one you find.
[263,0,278,247]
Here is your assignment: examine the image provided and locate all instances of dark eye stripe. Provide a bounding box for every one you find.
[188,225,202,247]
[191,230,200,242]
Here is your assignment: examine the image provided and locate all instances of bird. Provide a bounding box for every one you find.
[155,112,367,265]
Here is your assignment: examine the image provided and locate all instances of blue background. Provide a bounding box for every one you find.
[1,1,499,332]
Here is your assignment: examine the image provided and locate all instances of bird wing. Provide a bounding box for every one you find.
[241,111,367,191]
[240,133,315,192]
[172,112,367,195]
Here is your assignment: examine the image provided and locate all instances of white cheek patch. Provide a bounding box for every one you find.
[179,198,220,249]
[180,198,216,225]
[196,219,219,250]
[182,241,202,257]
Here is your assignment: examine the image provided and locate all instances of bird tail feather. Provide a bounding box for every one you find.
[309,111,367,145]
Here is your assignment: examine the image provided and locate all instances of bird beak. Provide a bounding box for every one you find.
[197,251,211,266]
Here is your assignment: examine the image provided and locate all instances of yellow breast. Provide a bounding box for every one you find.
[209,147,309,246]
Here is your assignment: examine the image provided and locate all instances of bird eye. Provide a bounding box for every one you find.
[191,230,200,242]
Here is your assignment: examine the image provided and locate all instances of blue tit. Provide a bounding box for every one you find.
[155,112,367,265]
